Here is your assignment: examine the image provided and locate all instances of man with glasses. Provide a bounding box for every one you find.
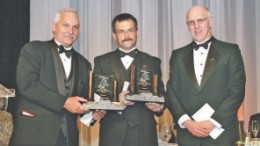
[93,13,165,146]
[166,5,246,146]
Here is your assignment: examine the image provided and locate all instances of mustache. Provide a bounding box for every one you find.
[122,38,133,42]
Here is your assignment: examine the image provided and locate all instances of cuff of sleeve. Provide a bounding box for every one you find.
[209,118,222,128]
[80,111,93,126]
[178,114,191,129]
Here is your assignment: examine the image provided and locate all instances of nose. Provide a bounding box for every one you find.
[194,21,200,28]
[124,31,130,37]
[67,27,73,34]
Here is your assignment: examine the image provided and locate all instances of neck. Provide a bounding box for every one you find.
[119,47,136,53]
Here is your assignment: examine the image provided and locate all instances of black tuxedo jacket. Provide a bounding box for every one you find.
[11,40,91,146]
[166,37,246,145]
[94,49,165,146]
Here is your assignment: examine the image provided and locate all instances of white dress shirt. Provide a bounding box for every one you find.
[119,47,136,70]
[54,40,72,78]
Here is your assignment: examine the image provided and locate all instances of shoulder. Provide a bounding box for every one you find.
[170,43,193,59]
[138,50,161,63]
[210,38,242,58]
[94,50,117,62]
[75,52,91,67]
[20,40,51,56]
[23,40,50,49]
[212,37,239,50]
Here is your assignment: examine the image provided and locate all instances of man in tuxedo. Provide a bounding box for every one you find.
[166,6,246,146]
[10,8,105,146]
[93,13,165,146]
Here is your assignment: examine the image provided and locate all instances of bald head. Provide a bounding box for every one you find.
[185,5,213,43]
[186,6,212,22]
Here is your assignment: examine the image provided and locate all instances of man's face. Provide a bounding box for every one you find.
[52,11,80,48]
[113,19,138,51]
[186,7,213,43]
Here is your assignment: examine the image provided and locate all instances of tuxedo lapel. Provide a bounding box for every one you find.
[132,50,151,70]
[183,46,200,90]
[200,45,220,89]
[110,50,124,83]
[50,40,66,96]
[132,51,145,68]
[70,50,78,96]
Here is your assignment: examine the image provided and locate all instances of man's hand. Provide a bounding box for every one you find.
[92,110,106,120]
[199,120,215,133]
[118,91,134,106]
[145,102,164,112]
[183,119,211,137]
[64,96,89,114]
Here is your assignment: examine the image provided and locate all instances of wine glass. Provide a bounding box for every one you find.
[251,120,259,138]
[163,124,172,143]
[171,122,177,144]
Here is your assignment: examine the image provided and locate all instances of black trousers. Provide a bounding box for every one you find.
[178,141,236,146]
[55,130,68,146]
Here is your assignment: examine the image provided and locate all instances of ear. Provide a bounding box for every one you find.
[209,17,214,28]
[52,23,56,33]
[112,33,117,41]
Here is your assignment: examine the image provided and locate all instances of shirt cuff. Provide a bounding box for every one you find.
[178,114,191,128]
[209,118,222,128]
[80,111,93,126]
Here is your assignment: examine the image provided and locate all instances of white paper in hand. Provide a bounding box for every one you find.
[122,81,129,92]
[192,103,214,121]
[80,93,100,126]
[94,93,101,101]
[192,103,225,139]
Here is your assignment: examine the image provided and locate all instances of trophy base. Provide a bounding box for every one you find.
[125,92,165,103]
[83,100,126,111]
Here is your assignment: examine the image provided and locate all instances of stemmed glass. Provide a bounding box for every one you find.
[162,124,172,143]
[251,120,259,138]
[171,122,177,144]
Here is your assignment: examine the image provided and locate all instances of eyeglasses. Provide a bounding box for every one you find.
[186,17,209,26]
[115,28,137,36]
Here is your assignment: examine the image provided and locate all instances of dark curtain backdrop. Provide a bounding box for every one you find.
[0,0,30,115]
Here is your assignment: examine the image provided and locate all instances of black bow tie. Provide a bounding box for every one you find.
[193,39,212,50]
[59,45,73,58]
[118,49,137,58]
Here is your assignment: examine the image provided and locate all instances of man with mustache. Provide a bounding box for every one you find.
[10,8,106,146]
[93,13,165,146]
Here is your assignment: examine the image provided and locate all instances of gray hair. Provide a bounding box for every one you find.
[186,6,212,21]
[53,8,79,24]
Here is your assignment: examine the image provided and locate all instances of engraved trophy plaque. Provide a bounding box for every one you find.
[126,65,165,103]
[83,71,126,110]
[93,74,115,101]
[137,66,153,93]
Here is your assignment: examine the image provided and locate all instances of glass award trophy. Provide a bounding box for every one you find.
[126,65,165,103]
[136,67,153,93]
[83,71,126,110]
[93,74,115,101]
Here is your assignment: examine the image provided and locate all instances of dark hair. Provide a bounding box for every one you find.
[112,13,138,33]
